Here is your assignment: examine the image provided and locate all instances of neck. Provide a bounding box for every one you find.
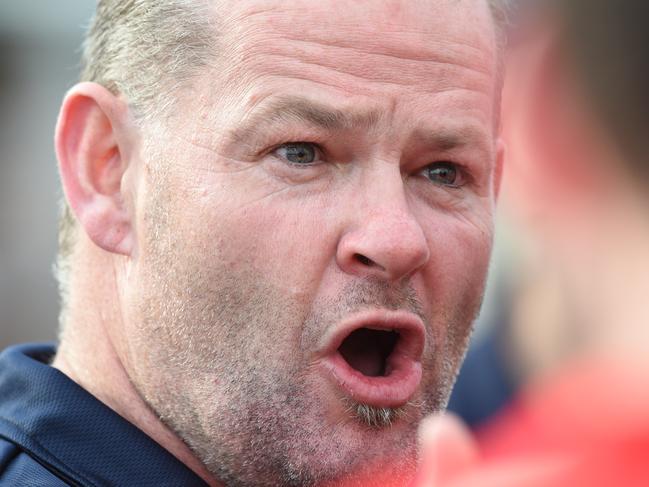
[52,239,221,487]
[510,192,649,379]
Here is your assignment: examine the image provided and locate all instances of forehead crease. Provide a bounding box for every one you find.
[226,0,494,44]
[223,49,494,100]
[281,39,494,87]
[274,28,494,73]
[222,1,497,77]
[223,35,495,96]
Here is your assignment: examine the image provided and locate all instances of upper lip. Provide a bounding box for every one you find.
[318,309,426,361]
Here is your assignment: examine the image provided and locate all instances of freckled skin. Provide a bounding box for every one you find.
[119,0,501,486]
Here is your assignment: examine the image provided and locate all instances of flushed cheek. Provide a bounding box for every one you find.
[198,192,338,296]
[419,215,493,317]
[416,220,492,378]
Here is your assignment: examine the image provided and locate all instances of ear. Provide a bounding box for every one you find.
[501,29,559,183]
[501,25,598,209]
[55,82,136,256]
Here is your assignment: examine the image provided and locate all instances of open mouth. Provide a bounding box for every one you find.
[338,328,400,377]
[319,311,425,409]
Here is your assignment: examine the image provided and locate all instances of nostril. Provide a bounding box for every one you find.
[354,253,374,267]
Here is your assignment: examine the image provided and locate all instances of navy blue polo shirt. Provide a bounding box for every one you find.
[0,343,208,486]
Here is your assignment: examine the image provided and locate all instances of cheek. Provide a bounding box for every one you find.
[425,217,493,350]
[195,192,339,298]
[420,211,493,313]
[414,214,493,394]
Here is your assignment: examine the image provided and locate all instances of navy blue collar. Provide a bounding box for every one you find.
[0,343,208,486]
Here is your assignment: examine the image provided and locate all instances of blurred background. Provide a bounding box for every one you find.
[0,2,95,349]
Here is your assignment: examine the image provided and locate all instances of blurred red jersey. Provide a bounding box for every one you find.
[475,358,649,487]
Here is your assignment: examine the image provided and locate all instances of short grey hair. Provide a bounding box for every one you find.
[55,0,511,328]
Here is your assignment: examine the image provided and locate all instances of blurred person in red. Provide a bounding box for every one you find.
[415,0,649,486]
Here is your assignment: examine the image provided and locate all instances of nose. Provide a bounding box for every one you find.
[336,185,431,282]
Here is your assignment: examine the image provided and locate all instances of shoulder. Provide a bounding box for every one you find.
[0,343,209,487]
[0,438,70,486]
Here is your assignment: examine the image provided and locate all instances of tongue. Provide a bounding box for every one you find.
[343,347,384,377]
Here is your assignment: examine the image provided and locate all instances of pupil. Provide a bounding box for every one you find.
[286,144,314,164]
[430,165,456,184]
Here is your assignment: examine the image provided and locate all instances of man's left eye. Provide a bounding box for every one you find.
[422,162,462,187]
[274,142,320,165]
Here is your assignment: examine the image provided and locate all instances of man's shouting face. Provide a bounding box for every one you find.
[119,0,503,485]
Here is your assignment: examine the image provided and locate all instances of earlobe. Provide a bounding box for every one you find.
[56,82,135,256]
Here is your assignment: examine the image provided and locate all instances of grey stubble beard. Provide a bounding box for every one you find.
[124,171,483,486]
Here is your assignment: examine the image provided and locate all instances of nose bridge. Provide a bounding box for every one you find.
[363,175,418,236]
[367,177,429,256]
[337,165,431,281]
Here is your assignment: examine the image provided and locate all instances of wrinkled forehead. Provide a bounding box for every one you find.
[172,0,502,144]
[220,0,496,42]
[215,0,499,86]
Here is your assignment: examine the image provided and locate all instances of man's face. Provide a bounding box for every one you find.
[122,0,500,485]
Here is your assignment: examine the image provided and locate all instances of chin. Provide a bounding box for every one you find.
[315,438,419,487]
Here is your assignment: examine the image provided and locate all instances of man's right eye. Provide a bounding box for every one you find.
[274,142,321,165]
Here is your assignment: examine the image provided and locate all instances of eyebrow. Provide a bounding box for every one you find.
[409,126,489,154]
[224,95,491,157]
[226,96,384,144]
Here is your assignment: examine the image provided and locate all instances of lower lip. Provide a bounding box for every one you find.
[320,348,423,409]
